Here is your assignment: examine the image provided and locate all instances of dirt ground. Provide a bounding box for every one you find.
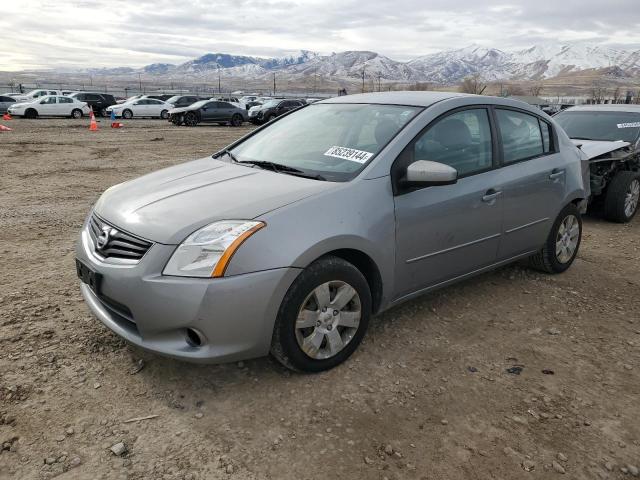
[1,118,639,480]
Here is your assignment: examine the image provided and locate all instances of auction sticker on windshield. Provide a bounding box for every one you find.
[617,122,640,128]
[324,146,374,164]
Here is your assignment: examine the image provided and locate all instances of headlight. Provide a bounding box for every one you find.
[163,220,265,278]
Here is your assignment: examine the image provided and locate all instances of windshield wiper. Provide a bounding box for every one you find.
[571,136,594,141]
[237,160,326,181]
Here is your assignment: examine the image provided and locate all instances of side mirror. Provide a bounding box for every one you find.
[404,160,458,187]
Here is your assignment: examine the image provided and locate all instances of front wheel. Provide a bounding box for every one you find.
[271,256,371,372]
[529,203,582,274]
[71,109,83,119]
[24,108,38,119]
[184,112,198,127]
[160,109,169,120]
[122,109,133,119]
[604,171,640,223]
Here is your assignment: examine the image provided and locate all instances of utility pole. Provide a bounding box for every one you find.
[138,73,142,94]
[218,66,221,94]
[273,73,276,96]
[361,66,365,93]
[378,74,381,92]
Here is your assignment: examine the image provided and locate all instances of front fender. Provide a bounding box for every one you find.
[225,176,397,307]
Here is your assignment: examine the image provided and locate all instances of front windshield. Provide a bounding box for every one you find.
[261,100,279,108]
[555,110,640,143]
[166,95,181,104]
[229,103,422,182]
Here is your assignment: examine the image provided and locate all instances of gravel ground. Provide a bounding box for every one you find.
[1,118,639,480]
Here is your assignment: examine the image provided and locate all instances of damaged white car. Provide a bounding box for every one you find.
[555,105,640,222]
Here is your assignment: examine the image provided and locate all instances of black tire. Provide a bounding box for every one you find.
[71,108,83,119]
[603,171,640,223]
[100,108,108,117]
[529,203,582,274]
[184,112,198,127]
[160,109,169,120]
[265,114,275,123]
[271,256,371,372]
[25,108,38,119]
[122,109,133,119]
[230,113,243,127]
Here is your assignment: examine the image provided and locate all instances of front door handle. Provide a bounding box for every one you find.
[549,169,565,180]
[482,189,502,203]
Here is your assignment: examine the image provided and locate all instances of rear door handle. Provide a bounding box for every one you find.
[549,169,565,180]
[482,189,502,203]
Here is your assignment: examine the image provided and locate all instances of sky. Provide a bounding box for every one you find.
[1,0,640,71]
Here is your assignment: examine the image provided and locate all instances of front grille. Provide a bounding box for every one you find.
[88,213,152,261]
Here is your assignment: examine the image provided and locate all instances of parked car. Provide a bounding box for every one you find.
[7,95,90,118]
[106,98,171,119]
[0,95,16,113]
[248,99,305,124]
[146,94,175,101]
[165,95,207,109]
[70,92,117,117]
[9,89,66,103]
[554,105,640,222]
[76,92,587,372]
[168,100,247,127]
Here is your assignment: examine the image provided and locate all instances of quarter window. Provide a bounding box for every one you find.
[412,108,494,176]
[496,109,544,164]
[540,119,553,153]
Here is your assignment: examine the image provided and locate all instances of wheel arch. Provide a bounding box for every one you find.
[303,248,384,315]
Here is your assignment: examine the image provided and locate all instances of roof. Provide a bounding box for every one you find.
[320,91,471,107]
[509,95,549,106]
[564,104,640,113]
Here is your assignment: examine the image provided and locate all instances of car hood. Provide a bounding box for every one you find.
[93,157,336,244]
[167,106,193,114]
[571,139,632,160]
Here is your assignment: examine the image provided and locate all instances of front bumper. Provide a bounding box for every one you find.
[76,220,300,363]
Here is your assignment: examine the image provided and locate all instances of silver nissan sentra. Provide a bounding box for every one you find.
[76,92,588,372]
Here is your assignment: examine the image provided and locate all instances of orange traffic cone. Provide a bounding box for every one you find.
[2,113,12,120]
[89,108,98,131]
[0,124,12,132]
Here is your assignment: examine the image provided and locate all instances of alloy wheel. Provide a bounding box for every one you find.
[624,179,640,219]
[555,214,580,264]
[295,281,361,360]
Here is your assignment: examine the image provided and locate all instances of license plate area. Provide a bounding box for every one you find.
[76,259,102,296]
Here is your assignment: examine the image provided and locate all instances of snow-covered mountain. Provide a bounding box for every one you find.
[286,51,419,81]
[71,43,640,85]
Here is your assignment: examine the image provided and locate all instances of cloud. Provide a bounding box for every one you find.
[1,0,639,70]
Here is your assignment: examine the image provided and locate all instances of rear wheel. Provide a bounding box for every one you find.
[100,108,108,117]
[529,203,582,274]
[184,112,198,127]
[230,113,243,127]
[71,109,83,119]
[160,109,169,120]
[122,109,133,119]
[24,108,38,119]
[604,171,640,223]
[271,256,371,372]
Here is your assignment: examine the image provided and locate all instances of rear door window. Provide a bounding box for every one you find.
[59,97,73,103]
[496,109,545,163]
